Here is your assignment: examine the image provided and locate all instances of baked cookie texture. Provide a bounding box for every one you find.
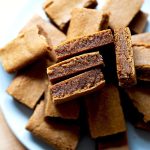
[50,68,105,104]
[45,87,80,119]
[0,26,49,73]
[54,29,113,61]
[43,0,97,30]
[26,101,80,150]
[47,52,103,83]
[67,8,109,38]
[7,60,48,109]
[114,27,137,87]
[102,0,143,29]
[85,84,126,138]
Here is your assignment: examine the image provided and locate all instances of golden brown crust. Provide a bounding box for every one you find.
[45,87,80,119]
[43,0,97,30]
[114,27,137,87]
[129,11,148,34]
[85,84,126,138]
[102,0,143,29]
[47,52,103,83]
[26,101,80,150]
[67,8,109,39]
[50,68,105,104]
[0,26,49,73]
[7,60,48,109]
[55,29,114,61]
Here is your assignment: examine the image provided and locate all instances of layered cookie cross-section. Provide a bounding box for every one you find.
[54,29,114,61]
[47,52,104,83]
[50,68,105,104]
[114,27,137,87]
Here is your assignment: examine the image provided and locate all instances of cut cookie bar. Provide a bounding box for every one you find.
[85,84,126,138]
[55,29,113,61]
[114,27,137,87]
[0,26,49,73]
[47,52,103,83]
[101,0,143,29]
[43,0,97,30]
[67,8,109,38]
[50,68,105,104]
[26,101,80,150]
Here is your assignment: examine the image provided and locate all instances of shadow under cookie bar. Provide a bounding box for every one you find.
[50,68,105,104]
[0,26,50,73]
[47,52,104,83]
[26,101,80,150]
[54,29,114,61]
[114,27,137,87]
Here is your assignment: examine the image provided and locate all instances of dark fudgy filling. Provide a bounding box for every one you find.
[51,69,104,98]
[55,29,113,60]
[48,52,103,82]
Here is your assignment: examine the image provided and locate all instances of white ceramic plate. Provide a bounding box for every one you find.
[0,0,150,150]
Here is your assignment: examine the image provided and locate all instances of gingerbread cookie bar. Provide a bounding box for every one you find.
[50,68,105,104]
[45,87,80,119]
[43,0,97,30]
[114,27,137,87]
[7,60,48,109]
[47,52,103,83]
[26,101,80,150]
[85,84,126,139]
[20,15,66,47]
[0,26,49,73]
[102,0,143,29]
[55,29,113,61]
[67,8,109,39]
[129,11,148,34]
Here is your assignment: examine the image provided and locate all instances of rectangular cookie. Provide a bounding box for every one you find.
[85,84,126,139]
[132,32,150,46]
[47,52,103,83]
[7,60,48,109]
[20,15,66,47]
[125,84,150,123]
[97,132,129,150]
[129,11,148,34]
[45,87,80,119]
[26,101,80,150]
[133,45,150,70]
[0,26,49,73]
[54,29,114,61]
[43,0,97,30]
[50,68,105,104]
[101,0,143,29]
[114,27,137,87]
[67,8,109,39]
